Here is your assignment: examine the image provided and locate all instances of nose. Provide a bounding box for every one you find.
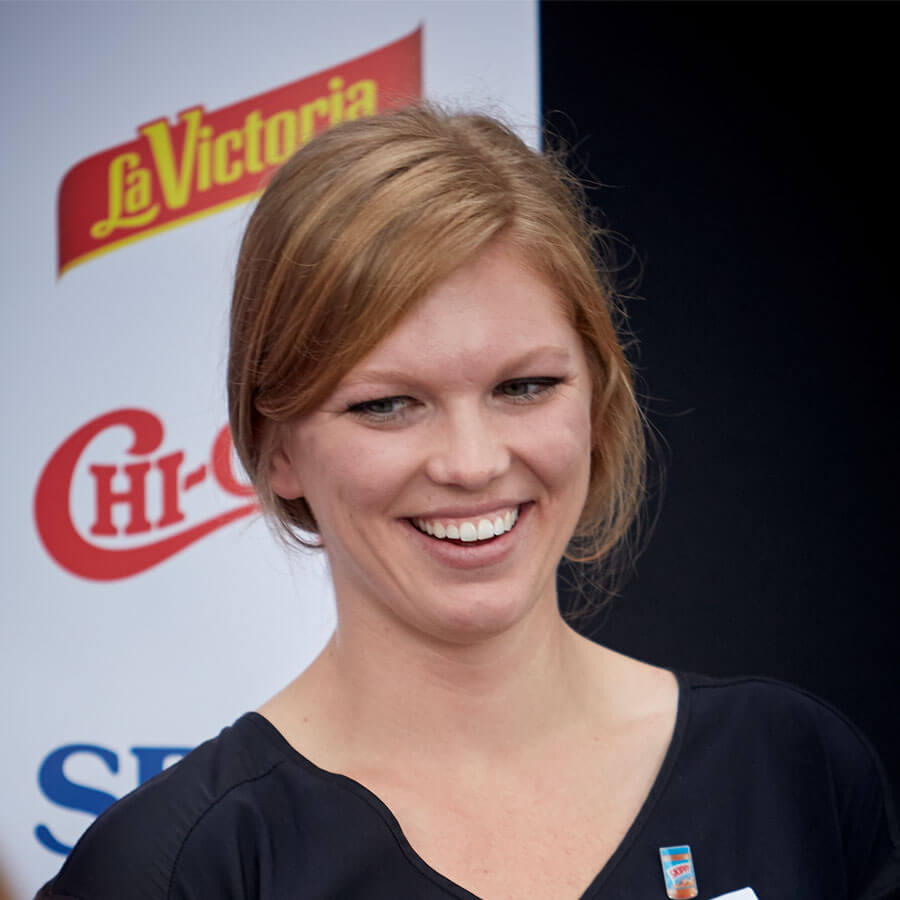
[424,404,511,490]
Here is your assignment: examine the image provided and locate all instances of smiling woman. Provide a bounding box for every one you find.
[229,105,644,578]
[38,106,899,900]
[267,242,595,643]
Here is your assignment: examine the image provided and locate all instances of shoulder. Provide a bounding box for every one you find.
[680,672,886,792]
[39,713,291,900]
[678,673,900,898]
[682,672,879,764]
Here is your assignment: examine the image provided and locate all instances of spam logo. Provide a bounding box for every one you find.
[58,28,422,275]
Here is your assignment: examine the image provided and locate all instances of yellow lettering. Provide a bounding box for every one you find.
[344,79,377,120]
[90,152,160,239]
[264,111,296,164]
[244,110,265,174]
[86,77,383,245]
[299,97,330,146]
[140,108,203,209]
[328,77,345,126]
[197,125,213,191]
[123,164,152,212]
[213,130,244,184]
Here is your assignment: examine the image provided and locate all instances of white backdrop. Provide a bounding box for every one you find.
[0,3,538,895]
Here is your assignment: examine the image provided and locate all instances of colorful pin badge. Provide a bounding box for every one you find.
[659,845,698,899]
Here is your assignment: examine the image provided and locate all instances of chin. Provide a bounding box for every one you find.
[414,581,551,645]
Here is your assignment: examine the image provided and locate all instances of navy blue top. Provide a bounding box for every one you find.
[38,673,900,899]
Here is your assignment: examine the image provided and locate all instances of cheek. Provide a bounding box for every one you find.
[522,402,593,493]
[297,430,418,527]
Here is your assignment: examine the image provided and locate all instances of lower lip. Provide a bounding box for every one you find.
[404,505,530,570]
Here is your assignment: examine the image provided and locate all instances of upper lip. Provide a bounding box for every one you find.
[405,500,527,520]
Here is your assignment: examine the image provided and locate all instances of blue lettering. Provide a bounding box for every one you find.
[35,744,119,855]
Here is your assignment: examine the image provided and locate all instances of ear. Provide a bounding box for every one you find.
[269,440,304,500]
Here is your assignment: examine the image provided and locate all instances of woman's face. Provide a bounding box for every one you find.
[271,242,594,644]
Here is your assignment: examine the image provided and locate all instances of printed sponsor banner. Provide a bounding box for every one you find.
[2,3,537,895]
[58,29,421,275]
[35,409,258,581]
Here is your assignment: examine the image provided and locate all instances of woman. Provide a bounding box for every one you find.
[40,106,899,899]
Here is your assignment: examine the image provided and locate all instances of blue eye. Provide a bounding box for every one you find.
[347,396,412,420]
[497,378,562,400]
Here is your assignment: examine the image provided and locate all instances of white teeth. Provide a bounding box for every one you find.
[459,522,478,542]
[413,506,520,543]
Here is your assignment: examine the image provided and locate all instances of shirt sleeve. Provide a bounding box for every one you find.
[805,687,900,900]
[850,752,900,900]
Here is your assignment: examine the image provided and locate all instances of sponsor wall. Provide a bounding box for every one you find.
[0,3,538,894]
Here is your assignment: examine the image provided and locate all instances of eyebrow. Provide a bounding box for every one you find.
[338,346,576,390]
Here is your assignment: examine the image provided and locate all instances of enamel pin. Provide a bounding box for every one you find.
[659,845,699,899]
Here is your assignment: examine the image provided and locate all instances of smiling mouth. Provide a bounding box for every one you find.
[410,506,520,543]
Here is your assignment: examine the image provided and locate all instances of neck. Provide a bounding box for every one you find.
[295,588,602,766]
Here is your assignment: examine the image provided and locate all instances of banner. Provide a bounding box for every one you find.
[0,2,537,896]
[58,30,421,275]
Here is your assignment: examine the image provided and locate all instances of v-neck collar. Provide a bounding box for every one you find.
[578,669,689,898]
[246,670,690,900]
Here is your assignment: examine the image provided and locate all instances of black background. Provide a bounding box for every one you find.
[543,1,899,803]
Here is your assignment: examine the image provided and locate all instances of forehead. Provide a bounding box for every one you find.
[343,244,582,383]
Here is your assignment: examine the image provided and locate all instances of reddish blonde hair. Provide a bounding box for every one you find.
[229,104,645,571]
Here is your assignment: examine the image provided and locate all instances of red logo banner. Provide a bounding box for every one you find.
[58,28,422,275]
[35,409,259,581]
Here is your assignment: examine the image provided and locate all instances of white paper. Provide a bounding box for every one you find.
[709,889,759,900]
